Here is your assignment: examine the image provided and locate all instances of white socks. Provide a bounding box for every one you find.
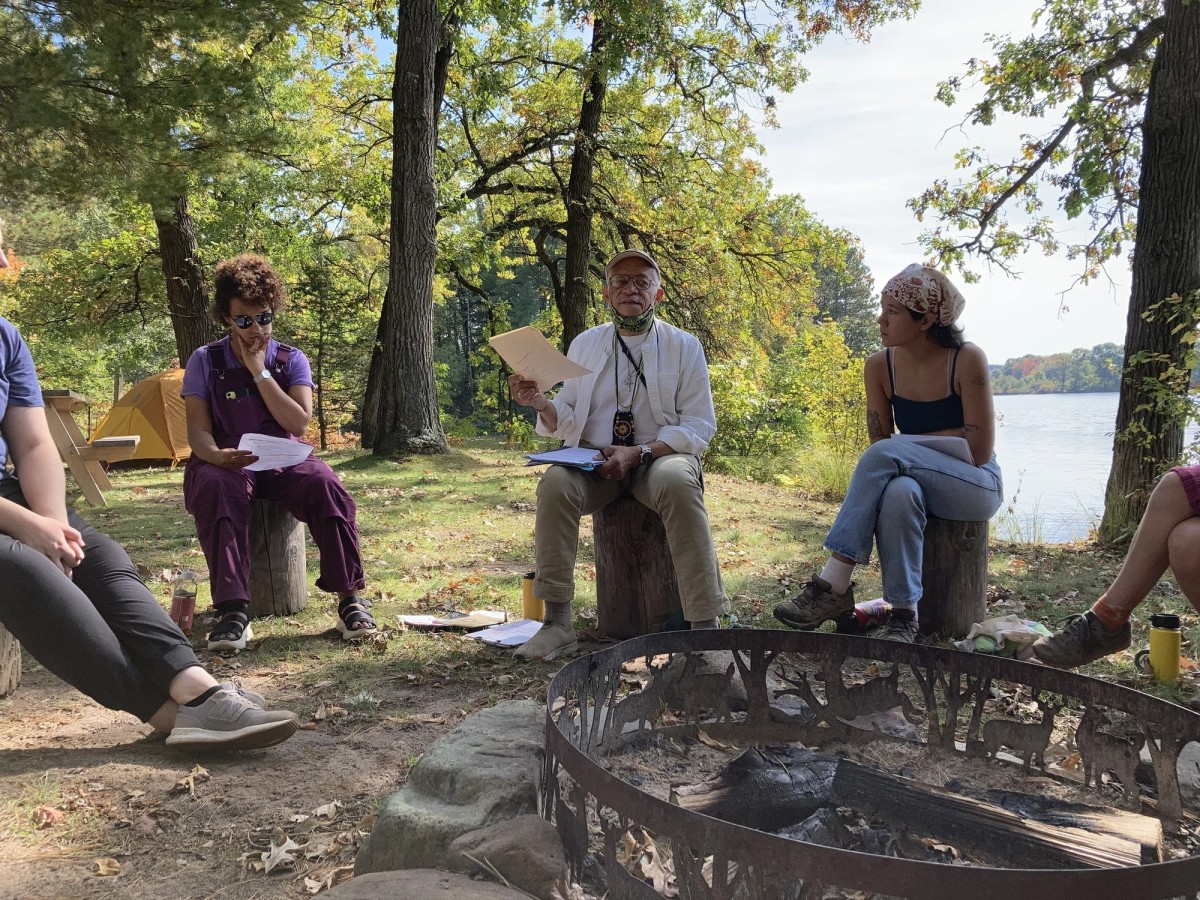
[819,558,854,595]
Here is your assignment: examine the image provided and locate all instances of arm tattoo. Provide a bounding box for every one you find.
[962,423,979,434]
[868,410,887,440]
[971,374,986,386]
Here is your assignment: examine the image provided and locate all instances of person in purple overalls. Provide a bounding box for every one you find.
[182,254,374,651]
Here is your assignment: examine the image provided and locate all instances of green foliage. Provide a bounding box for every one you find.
[990,343,1125,394]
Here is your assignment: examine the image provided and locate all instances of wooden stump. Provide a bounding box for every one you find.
[593,495,682,640]
[0,622,20,697]
[920,516,988,638]
[248,498,308,617]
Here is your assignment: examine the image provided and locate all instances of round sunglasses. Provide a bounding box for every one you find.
[232,312,275,329]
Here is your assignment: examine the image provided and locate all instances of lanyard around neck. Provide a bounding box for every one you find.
[613,328,650,410]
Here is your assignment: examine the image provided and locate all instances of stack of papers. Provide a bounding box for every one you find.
[465,618,543,647]
[396,609,508,630]
[525,446,601,470]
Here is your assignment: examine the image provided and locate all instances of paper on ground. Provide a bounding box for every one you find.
[889,433,973,464]
[465,618,542,647]
[525,446,601,470]
[397,609,508,630]
[237,433,314,471]
[488,326,592,392]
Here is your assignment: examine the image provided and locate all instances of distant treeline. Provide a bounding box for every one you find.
[990,343,1124,395]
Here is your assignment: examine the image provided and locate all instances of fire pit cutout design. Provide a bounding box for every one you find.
[543,629,1200,899]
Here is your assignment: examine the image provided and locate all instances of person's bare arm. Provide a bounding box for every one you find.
[508,373,559,431]
[0,406,84,573]
[864,351,894,444]
[955,344,996,466]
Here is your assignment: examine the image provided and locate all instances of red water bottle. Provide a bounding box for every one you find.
[834,599,892,633]
[170,570,198,636]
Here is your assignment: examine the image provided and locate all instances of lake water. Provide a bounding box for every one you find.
[991,392,1198,543]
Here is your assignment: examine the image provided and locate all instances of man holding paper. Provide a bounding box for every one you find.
[507,249,727,660]
[182,255,373,650]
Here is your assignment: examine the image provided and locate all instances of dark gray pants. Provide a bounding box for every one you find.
[0,479,200,722]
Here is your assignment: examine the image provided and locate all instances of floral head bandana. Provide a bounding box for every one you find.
[882,264,965,326]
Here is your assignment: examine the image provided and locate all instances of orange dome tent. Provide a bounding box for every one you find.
[89,369,191,464]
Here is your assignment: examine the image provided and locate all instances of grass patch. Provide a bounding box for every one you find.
[83,438,1200,706]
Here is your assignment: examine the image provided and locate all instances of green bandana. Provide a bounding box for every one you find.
[610,304,656,333]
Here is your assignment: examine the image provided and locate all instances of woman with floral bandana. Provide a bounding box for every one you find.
[773,264,1003,643]
[182,254,374,651]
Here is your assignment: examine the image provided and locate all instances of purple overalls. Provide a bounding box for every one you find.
[182,339,365,609]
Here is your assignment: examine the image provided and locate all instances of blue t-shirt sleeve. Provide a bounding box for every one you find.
[1,320,43,408]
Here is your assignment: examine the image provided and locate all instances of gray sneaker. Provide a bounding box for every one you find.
[166,686,299,751]
[1032,611,1132,669]
[774,577,855,630]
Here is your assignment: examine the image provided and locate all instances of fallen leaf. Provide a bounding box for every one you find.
[313,800,342,818]
[1060,751,1082,770]
[262,837,301,874]
[171,765,210,797]
[33,806,63,828]
[696,730,730,751]
[93,858,121,876]
[298,721,319,731]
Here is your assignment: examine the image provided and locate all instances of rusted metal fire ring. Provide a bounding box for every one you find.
[543,628,1200,899]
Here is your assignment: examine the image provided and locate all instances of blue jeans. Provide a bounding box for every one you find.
[824,440,1003,609]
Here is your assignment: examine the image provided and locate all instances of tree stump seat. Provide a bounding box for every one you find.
[0,621,20,697]
[919,516,988,638]
[248,498,308,617]
[592,495,683,640]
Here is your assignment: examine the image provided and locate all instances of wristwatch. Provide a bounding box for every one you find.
[253,368,272,384]
[639,444,654,467]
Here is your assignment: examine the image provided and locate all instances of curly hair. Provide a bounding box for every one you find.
[211,254,287,323]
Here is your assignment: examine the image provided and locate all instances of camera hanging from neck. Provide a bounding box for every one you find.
[611,327,651,446]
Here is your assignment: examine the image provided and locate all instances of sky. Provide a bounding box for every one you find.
[753,0,1134,363]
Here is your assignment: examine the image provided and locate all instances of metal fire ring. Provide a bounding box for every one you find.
[543,628,1200,899]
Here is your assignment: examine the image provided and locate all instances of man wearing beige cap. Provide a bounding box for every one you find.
[507,249,727,660]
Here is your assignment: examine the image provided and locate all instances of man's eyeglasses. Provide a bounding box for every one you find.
[607,274,657,291]
[233,312,274,329]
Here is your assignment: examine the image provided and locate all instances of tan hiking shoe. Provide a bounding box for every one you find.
[514,622,579,661]
[773,576,855,630]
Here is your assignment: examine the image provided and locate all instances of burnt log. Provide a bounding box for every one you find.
[920,516,987,638]
[0,621,19,696]
[832,760,1156,869]
[593,495,682,639]
[670,745,836,832]
[248,498,308,617]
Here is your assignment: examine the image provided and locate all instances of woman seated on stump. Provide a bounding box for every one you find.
[182,254,375,650]
[773,264,1003,642]
[0,224,297,750]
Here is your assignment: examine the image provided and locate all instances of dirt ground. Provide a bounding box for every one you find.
[0,655,487,900]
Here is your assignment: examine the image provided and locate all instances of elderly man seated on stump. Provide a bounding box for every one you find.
[507,249,727,660]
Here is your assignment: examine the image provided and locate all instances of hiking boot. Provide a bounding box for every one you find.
[514,622,579,661]
[1032,611,1132,669]
[878,611,919,644]
[166,686,299,751]
[773,577,855,630]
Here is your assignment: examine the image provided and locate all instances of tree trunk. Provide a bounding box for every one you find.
[362,0,447,455]
[558,19,611,350]
[154,194,220,366]
[1099,0,1200,542]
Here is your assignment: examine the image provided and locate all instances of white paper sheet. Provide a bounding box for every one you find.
[237,433,314,471]
[464,618,543,647]
[488,326,592,392]
[889,433,974,464]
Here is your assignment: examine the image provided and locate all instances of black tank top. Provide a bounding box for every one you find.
[887,347,964,435]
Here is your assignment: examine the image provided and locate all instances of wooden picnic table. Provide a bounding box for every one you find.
[42,390,140,507]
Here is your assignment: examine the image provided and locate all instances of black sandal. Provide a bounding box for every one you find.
[337,596,377,641]
[207,607,253,652]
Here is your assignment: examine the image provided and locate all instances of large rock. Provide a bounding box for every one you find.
[444,814,569,899]
[356,699,544,875]
[327,869,529,899]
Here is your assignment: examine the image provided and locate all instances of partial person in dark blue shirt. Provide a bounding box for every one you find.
[774,264,1004,642]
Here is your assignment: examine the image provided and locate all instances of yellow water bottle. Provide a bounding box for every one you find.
[1148,612,1182,683]
[521,572,544,622]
